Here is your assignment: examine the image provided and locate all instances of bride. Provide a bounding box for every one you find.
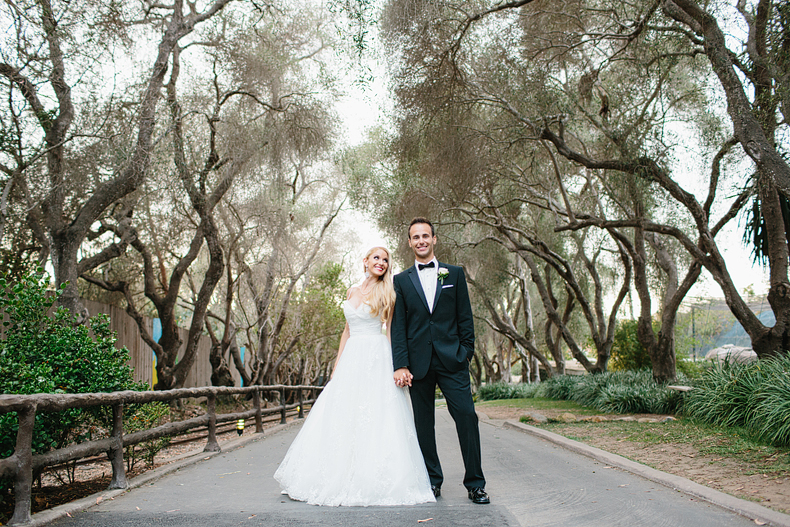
[274,247,435,506]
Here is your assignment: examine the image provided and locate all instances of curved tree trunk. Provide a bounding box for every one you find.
[753,177,790,356]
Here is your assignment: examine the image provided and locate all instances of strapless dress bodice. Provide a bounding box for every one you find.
[343,300,384,337]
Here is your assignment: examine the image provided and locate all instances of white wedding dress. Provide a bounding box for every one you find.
[274,300,435,506]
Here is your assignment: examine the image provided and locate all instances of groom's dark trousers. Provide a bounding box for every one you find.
[392,263,486,490]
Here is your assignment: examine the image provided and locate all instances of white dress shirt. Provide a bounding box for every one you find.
[416,258,438,312]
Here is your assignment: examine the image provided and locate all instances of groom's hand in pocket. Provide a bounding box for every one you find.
[394,367,413,387]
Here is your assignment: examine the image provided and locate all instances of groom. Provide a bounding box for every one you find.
[391,218,489,504]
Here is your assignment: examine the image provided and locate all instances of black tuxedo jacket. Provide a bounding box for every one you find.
[391,262,476,380]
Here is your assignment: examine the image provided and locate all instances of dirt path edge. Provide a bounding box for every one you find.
[503,420,790,527]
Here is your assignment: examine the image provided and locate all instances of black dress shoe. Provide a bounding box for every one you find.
[431,485,441,498]
[468,487,490,504]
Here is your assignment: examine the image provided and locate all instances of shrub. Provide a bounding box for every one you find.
[750,365,790,446]
[683,359,763,427]
[124,402,171,471]
[685,354,790,447]
[676,357,704,379]
[609,319,652,371]
[535,374,582,400]
[534,370,686,415]
[479,369,691,415]
[476,381,540,401]
[570,372,616,407]
[597,384,652,414]
[0,271,145,492]
[596,382,683,414]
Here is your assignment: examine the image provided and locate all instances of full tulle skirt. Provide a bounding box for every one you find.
[273,331,435,506]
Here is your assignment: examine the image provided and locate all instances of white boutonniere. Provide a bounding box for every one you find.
[438,267,449,284]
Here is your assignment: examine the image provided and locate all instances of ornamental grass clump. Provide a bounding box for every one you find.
[596,384,652,414]
[478,369,688,413]
[476,381,540,401]
[685,354,790,447]
[535,373,580,400]
[572,370,646,407]
[749,359,790,446]
[534,369,686,415]
[683,358,762,427]
[596,383,682,414]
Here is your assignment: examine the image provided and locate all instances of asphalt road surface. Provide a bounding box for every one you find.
[48,409,763,527]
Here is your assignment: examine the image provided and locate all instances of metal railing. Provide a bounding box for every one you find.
[0,384,323,526]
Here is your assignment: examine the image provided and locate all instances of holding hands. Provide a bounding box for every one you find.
[394,367,413,388]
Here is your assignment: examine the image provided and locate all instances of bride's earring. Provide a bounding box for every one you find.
[364,266,370,278]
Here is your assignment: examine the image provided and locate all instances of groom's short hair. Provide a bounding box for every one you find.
[408,217,435,237]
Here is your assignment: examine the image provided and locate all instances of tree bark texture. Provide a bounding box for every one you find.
[1,0,234,319]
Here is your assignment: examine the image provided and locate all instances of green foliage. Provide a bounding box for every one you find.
[294,262,346,354]
[535,374,580,401]
[531,370,687,415]
[742,194,790,266]
[479,367,697,415]
[684,355,790,447]
[0,270,145,491]
[683,359,764,427]
[124,402,171,471]
[609,320,651,371]
[476,382,540,401]
[566,371,619,407]
[676,357,704,379]
[596,383,683,415]
[0,249,37,284]
[328,0,376,61]
[273,262,347,385]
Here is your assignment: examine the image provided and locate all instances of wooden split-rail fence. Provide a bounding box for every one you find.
[0,384,323,526]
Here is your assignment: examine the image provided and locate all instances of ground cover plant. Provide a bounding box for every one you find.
[478,370,686,415]
[476,381,540,401]
[684,355,790,447]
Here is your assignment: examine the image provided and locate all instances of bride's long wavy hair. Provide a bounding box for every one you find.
[363,246,396,322]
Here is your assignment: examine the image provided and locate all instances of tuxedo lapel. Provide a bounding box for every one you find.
[431,261,445,311]
[407,266,431,313]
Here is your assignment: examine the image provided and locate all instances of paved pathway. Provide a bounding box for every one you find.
[46,409,784,527]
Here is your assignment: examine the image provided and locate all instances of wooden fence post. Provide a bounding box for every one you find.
[108,404,128,489]
[204,395,220,453]
[253,390,263,433]
[279,388,287,425]
[9,403,36,526]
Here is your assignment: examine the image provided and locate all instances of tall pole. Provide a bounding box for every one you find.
[692,306,696,361]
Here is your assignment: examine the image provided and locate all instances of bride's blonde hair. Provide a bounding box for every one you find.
[363,246,396,321]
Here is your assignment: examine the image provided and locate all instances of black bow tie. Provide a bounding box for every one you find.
[418,262,435,270]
